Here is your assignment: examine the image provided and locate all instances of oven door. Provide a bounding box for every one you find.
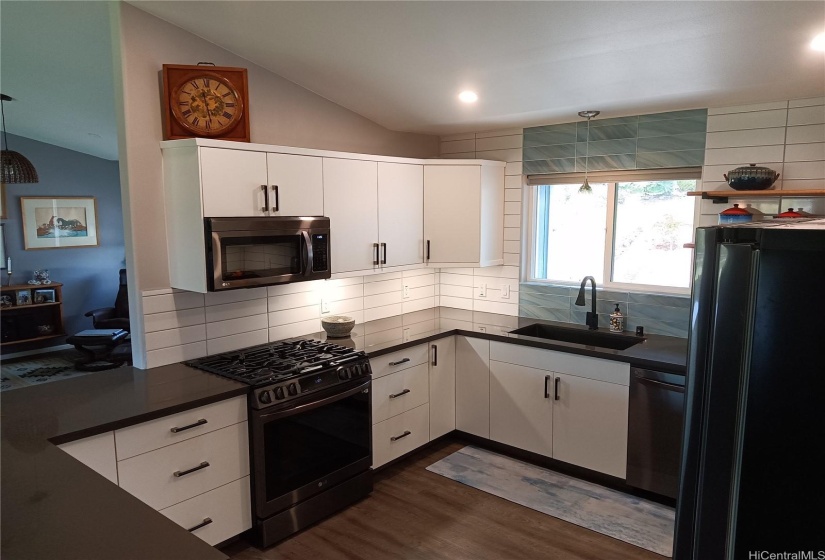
[250,377,372,519]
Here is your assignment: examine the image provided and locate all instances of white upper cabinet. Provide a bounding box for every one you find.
[266,153,323,216]
[424,163,505,268]
[323,158,379,274]
[200,147,269,217]
[377,162,424,268]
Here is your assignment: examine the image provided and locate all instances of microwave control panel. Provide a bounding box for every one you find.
[312,234,329,272]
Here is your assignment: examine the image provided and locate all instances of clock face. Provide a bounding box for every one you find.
[170,73,243,136]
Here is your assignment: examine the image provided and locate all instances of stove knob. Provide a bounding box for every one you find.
[288,383,298,396]
[350,365,360,378]
[258,390,272,404]
[337,366,348,380]
[275,386,285,400]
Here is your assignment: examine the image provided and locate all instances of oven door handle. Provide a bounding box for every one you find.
[256,378,371,422]
[302,231,314,277]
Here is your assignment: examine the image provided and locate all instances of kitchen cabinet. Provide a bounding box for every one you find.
[455,336,490,438]
[488,341,630,478]
[424,163,505,268]
[57,431,118,485]
[429,337,456,440]
[372,363,429,424]
[324,159,424,274]
[489,361,553,457]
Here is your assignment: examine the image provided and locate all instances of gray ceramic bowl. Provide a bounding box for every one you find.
[321,315,355,338]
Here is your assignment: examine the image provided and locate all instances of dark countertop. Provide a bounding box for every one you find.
[0,306,687,560]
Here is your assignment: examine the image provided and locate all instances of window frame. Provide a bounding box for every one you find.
[524,176,699,296]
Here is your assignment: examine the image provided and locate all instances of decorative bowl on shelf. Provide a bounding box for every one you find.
[724,164,780,191]
[321,315,355,338]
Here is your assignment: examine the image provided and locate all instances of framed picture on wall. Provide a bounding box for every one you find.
[20,196,99,250]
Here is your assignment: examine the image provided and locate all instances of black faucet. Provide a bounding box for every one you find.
[575,276,599,330]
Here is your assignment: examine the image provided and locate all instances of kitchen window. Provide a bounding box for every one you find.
[526,168,700,293]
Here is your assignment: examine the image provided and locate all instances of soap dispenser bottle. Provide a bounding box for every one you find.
[609,304,624,333]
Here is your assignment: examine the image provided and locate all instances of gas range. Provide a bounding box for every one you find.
[185,338,371,409]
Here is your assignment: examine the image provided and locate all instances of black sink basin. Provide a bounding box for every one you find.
[509,323,645,351]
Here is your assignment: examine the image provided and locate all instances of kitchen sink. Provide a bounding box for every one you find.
[509,323,645,350]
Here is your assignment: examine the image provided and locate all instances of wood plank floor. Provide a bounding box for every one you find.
[222,439,665,560]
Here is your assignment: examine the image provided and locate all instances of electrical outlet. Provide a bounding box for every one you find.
[501,284,510,299]
[478,326,487,333]
[403,285,410,299]
[321,299,330,314]
[403,327,411,342]
[479,283,487,298]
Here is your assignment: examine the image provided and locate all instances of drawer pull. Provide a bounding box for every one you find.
[173,461,210,478]
[389,389,411,399]
[187,517,213,532]
[389,358,410,366]
[170,419,207,433]
[390,430,412,442]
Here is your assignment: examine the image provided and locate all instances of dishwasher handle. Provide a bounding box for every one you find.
[633,369,685,393]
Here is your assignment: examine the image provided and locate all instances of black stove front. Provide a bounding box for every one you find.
[186,339,373,547]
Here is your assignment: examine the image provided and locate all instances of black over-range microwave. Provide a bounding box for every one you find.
[205,216,331,291]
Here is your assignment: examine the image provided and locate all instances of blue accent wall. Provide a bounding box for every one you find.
[1,134,124,353]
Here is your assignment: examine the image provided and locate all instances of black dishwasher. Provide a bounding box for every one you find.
[626,367,685,499]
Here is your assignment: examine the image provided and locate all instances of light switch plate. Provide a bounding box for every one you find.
[501,284,510,299]
[479,283,487,298]
[321,299,330,314]
[403,285,410,299]
[403,327,411,342]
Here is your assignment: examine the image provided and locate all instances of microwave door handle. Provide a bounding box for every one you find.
[302,231,314,277]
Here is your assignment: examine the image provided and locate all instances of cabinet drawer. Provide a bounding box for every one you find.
[58,431,118,485]
[115,396,247,460]
[369,344,429,379]
[372,403,429,468]
[159,476,252,546]
[372,363,429,424]
[117,422,249,510]
[490,342,630,385]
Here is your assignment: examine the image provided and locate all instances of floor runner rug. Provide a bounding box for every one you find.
[426,445,674,556]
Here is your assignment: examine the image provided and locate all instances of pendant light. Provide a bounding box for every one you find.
[578,110,600,193]
[1,94,39,184]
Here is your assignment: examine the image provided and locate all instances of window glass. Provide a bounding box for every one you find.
[535,183,608,283]
[612,181,696,288]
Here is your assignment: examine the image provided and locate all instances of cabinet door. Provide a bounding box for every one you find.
[266,153,323,216]
[489,361,553,457]
[553,373,629,478]
[323,158,378,273]
[455,336,490,438]
[377,162,423,267]
[429,337,456,440]
[200,148,268,217]
[424,165,481,264]
[58,432,118,485]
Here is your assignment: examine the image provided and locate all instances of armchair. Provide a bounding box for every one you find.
[85,269,130,331]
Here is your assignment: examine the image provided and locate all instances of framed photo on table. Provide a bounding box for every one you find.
[20,197,99,250]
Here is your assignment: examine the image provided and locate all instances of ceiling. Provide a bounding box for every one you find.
[1,1,824,161]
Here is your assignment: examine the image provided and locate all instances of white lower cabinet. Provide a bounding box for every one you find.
[429,337,456,440]
[372,362,429,424]
[58,431,119,485]
[455,336,490,438]
[489,361,553,457]
[159,476,252,546]
[372,403,430,468]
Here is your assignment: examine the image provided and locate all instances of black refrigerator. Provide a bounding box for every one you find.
[674,219,825,559]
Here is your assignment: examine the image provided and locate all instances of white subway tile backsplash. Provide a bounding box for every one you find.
[703,145,786,166]
[476,128,523,139]
[402,268,435,278]
[364,290,403,309]
[504,214,521,228]
[144,307,205,333]
[403,274,436,289]
[144,324,206,351]
[267,280,325,297]
[142,292,205,315]
[324,283,364,302]
[705,128,787,149]
[475,135,522,151]
[268,305,319,327]
[504,189,522,202]
[782,160,825,180]
[706,109,788,132]
[205,298,267,323]
[145,341,208,369]
[505,162,523,176]
[785,124,825,144]
[268,291,322,311]
[363,303,404,322]
[473,300,519,316]
[440,284,474,299]
[204,288,267,306]
[503,253,520,266]
[268,319,321,341]
[364,278,404,296]
[475,148,522,162]
[440,139,476,154]
[407,285,435,300]
[784,143,825,163]
[439,295,473,311]
[364,271,403,283]
[504,227,521,241]
[206,314,268,339]
[403,297,437,314]
[504,201,521,215]
[440,272,475,287]
[779,179,825,190]
[327,297,363,315]
[788,106,825,127]
[207,330,268,355]
[707,101,788,115]
[505,175,523,190]
[789,97,825,108]
[503,240,521,254]
[440,132,475,142]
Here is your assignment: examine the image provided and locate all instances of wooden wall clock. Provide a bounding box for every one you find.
[162,64,250,142]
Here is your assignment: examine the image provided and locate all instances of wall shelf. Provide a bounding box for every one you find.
[688,190,825,203]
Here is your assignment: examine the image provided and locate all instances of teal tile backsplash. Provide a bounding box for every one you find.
[519,282,690,338]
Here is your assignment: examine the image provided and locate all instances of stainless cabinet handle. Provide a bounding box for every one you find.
[271,185,279,212]
[389,358,410,366]
[261,184,269,213]
[373,243,380,266]
[554,377,560,401]
[173,461,210,478]
[389,389,411,399]
[432,344,438,366]
[391,430,411,442]
[187,517,213,532]
[381,243,387,265]
[544,375,551,399]
[170,419,207,433]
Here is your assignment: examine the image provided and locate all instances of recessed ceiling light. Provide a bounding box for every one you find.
[812,32,825,51]
[458,91,478,103]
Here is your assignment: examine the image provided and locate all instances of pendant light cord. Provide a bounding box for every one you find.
[1,96,8,151]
